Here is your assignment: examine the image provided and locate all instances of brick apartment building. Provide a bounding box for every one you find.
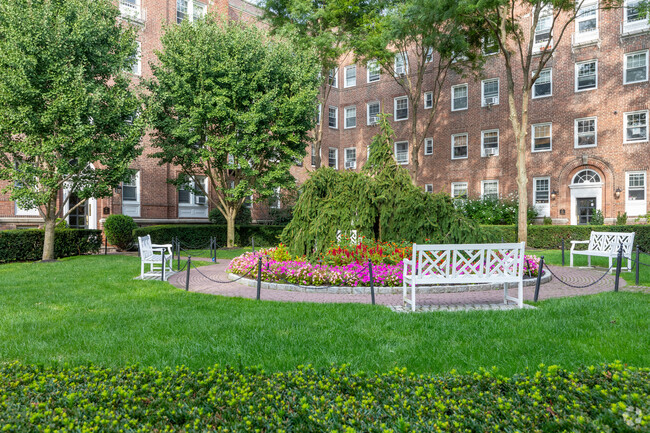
[0,0,649,230]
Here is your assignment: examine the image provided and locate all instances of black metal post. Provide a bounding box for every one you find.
[251,236,255,253]
[256,257,262,300]
[104,235,108,255]
[561,239,565,266]
[534,256,544,302]
[614,245,623,292]
[176,237,181,271]
[634,245,641,286]
[185,256,191,291]
[211,237,216,262]
[368,260,375,305]
[161,250,166,281]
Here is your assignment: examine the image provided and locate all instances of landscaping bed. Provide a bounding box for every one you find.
[1,361,647,432]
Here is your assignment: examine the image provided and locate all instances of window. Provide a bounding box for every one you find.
[122,172,139,202]
[329,68,338,88]
[316,104,321,125]
[311,145,317,166]
[424,138,433,155]
[451,84,468,111]
[176,0,207,23]
[328,148,338,169]
[532,123,552,152]
[270,187,281,209]
[534,4,553,51]
[394,141,409,165]
[482,36,499,55]
[344,65,356,88]
[130,41,141,76]
[575,60,597,91]
[424,91,433,109]
[574,117,597,148]
[328,106,338,129]
[394,96,408,121]
[574,0,598,43]
[452,133,468,159]
[533,69,552,98]
[481,130,499,157]
[119,0,143,21]
[367,60,380,83]
[624,51,648,84]
[533,177,550,217]
[451,182,468,199]
[626,171,647,216]
[178,176,207,206]
[425,47,434,63]
[344,148,356,169]
[481,180,499,200]
[625,110,648,143]
[481,79,499,106]
[394,52,408,76]
[624,0,649,32]
[344,106,356,129]
[367,101,380,125]
[425,184,434,193]
[243,195,253,209]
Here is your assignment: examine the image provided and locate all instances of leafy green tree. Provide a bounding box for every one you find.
[0,0,144,261]
[146,18,320,247]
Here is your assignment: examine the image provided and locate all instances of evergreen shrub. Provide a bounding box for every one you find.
[133,224,284,247]
[455,196,538,225]
[0,229,101,263]
[103,215,137,251]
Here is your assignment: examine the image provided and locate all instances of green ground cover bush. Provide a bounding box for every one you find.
[455,196,538,225]
[103,214,137,251]
[133,224,283,247]
[0,362,647,432]
[0,229,101,263]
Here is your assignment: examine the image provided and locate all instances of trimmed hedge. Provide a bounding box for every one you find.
[133,224,284,247]
[0,229,102,263]
[0,362,648,432]
[482,224,650,251]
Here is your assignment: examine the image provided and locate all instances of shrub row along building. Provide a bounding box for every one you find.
[0,0,649,230]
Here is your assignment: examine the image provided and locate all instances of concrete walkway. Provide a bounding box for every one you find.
[168,259,633,308]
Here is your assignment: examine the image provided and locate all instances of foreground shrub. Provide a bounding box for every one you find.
[103,214,137,251]
[0,362,647,432]
[455,195,538,225]
[0,229,101,263]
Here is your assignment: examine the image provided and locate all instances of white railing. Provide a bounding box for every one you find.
[119,0,146,24]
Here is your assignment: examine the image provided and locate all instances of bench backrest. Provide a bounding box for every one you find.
[409,242,526,284]
[588,231,635,256]
[138,235,153,258]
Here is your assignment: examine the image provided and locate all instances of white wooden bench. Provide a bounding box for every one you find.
[138,235,173,280]
[402,242,527,311]
[570,231,635,272]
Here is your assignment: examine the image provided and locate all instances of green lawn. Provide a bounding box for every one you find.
[178,246,252,259]
[0,255,648,375]
[530,249,650,287]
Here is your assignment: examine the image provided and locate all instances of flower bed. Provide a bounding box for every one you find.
[1,362,648,432]
[228,247,542,287]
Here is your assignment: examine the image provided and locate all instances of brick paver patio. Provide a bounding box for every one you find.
[167,259,634,308]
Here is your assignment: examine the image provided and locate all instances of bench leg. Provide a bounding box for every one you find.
[402,279,407,306]
[411,281,416,312]
[503,283,507,305]
[518,281,523,309]
[141,261,144,279]
[588,256,591,267]
[570,252,573,268]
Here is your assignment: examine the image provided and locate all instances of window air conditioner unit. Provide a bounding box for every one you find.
[484,96,497,106]
[195,195,207,205]
[484,148,498,157]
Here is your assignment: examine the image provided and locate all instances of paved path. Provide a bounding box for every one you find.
[168,259,634,308]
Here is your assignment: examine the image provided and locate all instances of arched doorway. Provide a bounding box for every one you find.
[569,169,603,225]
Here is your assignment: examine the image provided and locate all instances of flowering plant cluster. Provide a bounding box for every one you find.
[1,361,647,432]
[321,239,413,266]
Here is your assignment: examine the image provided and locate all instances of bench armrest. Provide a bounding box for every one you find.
[570,240,588,251]
[151,244,173,255]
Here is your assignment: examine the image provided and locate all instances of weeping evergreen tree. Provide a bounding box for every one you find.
[282,115,483,257]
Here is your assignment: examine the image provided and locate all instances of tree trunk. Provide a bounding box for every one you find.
[515,93,531,243]
[42,217,57,261]
[226,210,236,248]
[409,117,419,183]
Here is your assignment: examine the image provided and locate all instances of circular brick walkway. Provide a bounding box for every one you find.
[168,259,630,306]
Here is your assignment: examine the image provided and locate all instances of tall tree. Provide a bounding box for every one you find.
[0,0,144,261]
[262,0,364,168]
[350,0,483,182]
[146,18,320,247]
[459,0,620,242]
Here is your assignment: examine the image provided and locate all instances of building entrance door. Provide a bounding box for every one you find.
[577,197,596,225]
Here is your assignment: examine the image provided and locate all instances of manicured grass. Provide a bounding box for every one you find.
[179,246,252,259]
[531,248,650,287]
[0,255,648,375]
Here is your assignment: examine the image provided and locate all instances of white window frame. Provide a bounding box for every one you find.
[344,147,357,170]
[394,96,409,121]
[344,65,356,88]
[425,184,434,193]
[425,47,434,63]
[624,110,649,143]
[367,60,380,83]
[481,180,499,200]
[481,129,499,157]
[176,0,207,23]
[624,50,649,84]
[451,84,468,111]
[329,68,338,88]
[533,177,551,217]
[344,106,357,129]
[316,104,321,125]
[131,41,142,76]
[626,171,647,216]
[270,187,281,210]
[179,176,208,206]
[122,171,140,204]
[328,147,339,170]
[367,101,380,126]
[574,0,599,44]
[533,4,554,53]
[482,36,499,55]
[481,78,499,107]
[328,106,338,129]
[531,123,552,152]
[623,0,650,33]
[424,91,433,109]
[574,117,597,148]
[575,60,598,92]
[451,133,469,160]
[451,182,468,199]
[532,68,552,99]
[394,52,408,76]
[394,141,409,165]
[424,137,433,155]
